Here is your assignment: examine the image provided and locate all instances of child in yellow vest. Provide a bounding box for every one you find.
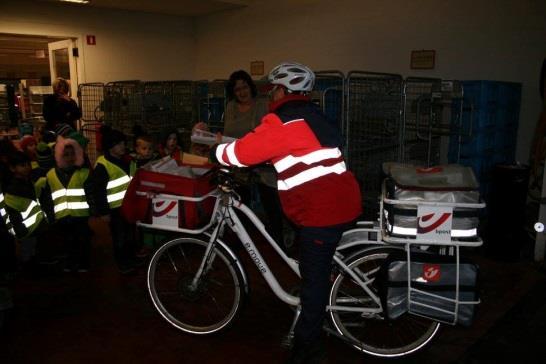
[87,126,138,274]
[42,136,91,272]
[3,152,50,272]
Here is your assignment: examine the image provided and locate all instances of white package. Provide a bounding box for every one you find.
[191,129,236,145]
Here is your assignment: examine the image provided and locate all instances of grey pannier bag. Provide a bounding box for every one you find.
[383,163,480,239]
[380,250,479,326]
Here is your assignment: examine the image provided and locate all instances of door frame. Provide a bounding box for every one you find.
[48,38,79,100]
[0,32,86,101]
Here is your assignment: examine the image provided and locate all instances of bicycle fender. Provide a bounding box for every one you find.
[203,232,250,296]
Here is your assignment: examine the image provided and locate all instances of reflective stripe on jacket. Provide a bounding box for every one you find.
[94,156,136,209]
[0,192,16,236]
[46,168,90,219]
[212,95,362,227]
[4,193,45,238]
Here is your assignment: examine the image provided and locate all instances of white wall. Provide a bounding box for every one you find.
[0,0,196,83]
[194,0,546,162]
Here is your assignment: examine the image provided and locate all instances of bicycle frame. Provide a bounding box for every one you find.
[137,187,384,314]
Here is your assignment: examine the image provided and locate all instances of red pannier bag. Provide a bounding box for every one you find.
[121,166,216,230]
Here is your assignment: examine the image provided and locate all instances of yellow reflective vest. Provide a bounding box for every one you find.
[95,156,136,209]
[0,191,16,236]
[46,168,90,219]
[4,192,45,239]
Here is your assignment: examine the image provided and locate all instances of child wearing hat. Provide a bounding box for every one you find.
[87,126,138,274]
[3,152,52,271]
[19,135,38,170]
[41,136,91,272]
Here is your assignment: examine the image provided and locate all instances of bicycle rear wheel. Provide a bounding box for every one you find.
[147,237,245,334]
[329,246,440,357]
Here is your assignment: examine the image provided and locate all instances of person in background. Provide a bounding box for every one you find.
[130,132,161,258]
[211,62,361,364]
[18,123,33,138]
[0,141,17,323]
[0,181,15,325]
[223,70,268,138]
[19,135,38,169]
[31,142,55,182]
[42,78,81,131]
[0,140,17,188]
[222,69,291,250]
[54,123,75,139]
[87,126,138,274]
[158,129,183,163]
[131,133,158,167]
[41,136,91,273]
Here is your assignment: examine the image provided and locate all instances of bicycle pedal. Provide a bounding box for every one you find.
[280,333,294,349]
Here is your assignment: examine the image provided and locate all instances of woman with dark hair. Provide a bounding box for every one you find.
[222,70,292,251]
[223,70,268,138]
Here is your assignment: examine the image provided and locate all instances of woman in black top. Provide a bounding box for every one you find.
[42,77,81,131]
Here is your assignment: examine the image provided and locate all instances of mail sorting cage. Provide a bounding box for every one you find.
[78,83,105,123]
[103,81,144,142]
[312,71,345,139]
[172,80,197,150]
[402,77,446,166]
[0,83,13,128]
[196,80,227,133]
[142,81,178,144]
[345,71,404,219]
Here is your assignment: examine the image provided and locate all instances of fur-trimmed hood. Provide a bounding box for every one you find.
[55,136,84,168]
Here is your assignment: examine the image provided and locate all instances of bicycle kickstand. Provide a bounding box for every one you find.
[281,306,301,349]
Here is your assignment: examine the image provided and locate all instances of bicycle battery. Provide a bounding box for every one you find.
[380,250,479,326]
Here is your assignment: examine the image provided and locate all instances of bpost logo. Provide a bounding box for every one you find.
[416,206,453,242]
[423,264,441,282]
[152,200,177,217]
[417,212,452,234]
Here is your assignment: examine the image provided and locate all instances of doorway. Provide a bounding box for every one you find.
[0,33,79,129]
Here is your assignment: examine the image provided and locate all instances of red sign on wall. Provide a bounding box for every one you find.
[86,35,96,45]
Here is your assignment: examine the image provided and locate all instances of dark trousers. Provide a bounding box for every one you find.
[57,217,91,269]
[294,223,351,345]
[0,229,16,274]
[109,208,136,268]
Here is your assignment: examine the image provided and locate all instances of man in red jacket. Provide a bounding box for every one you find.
[212,62,362,363]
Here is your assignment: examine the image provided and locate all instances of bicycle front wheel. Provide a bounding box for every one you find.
[147,237,245,335]
[329,246,440,357]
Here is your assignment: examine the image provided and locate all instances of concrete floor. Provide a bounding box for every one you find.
[1,219,545,363]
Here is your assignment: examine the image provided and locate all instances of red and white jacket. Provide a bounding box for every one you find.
[212,95,362,227]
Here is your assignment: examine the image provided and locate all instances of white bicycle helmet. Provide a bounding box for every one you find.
[268,62,315,93]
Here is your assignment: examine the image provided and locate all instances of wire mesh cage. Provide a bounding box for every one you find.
[103,81,143,141]
[196,80,226,133]
[81,120,102,165]
[78,83,105,123]
[313,71,345,134]
[346,71,404,219]
[172,81,196,148]
[402,77,444,166]
[141,81,176,143]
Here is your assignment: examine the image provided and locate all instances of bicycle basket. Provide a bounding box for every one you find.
[379,249,479,326]
[122,166,215,230]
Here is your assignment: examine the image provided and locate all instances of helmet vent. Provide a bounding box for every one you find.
[290,76,305,85]
[288,67,304,73]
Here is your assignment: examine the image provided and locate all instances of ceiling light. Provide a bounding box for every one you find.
[60,0,90,4]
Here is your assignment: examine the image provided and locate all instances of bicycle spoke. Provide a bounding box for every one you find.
[148,238,243,334]
[166,251,178,273]
[329,248,440,356]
